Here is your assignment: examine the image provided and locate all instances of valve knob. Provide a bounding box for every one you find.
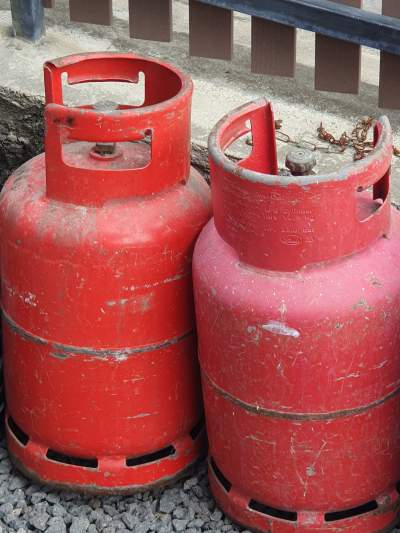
[285,148,316,176]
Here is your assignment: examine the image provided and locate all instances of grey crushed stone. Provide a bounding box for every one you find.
[70,517,90,533]
[46,516,67,533]
[0,439,396,533]
[172,519,188,531]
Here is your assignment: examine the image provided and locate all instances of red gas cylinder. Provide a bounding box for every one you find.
[193,99,400,532]
[0,52,211,492]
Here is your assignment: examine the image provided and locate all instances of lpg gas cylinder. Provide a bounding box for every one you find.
[193,99,400,532]
[0,53,211,492]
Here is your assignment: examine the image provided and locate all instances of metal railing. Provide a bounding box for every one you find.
[9,0,400,109]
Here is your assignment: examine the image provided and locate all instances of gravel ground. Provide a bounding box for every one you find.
[0,440,249,533]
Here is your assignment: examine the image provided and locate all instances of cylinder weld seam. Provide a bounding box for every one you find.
[1,309,193,358]
[203,371,400,420]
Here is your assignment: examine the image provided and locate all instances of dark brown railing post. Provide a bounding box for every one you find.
[251,18,296,77]
[69,0,112,26]
[379,1,400,109]
[189,0,233,60]
[314,0,361,94]
[129,0,172,42]
[10,0,45,41]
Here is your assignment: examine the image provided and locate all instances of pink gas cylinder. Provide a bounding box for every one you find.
[193,99,400,532]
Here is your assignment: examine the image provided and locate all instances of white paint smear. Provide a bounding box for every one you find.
[262,321,300,338]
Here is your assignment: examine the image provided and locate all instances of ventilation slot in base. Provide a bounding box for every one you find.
[190,417,205,440]
[126,445,175,467]
[325,500,378,522]
[249,499,298,522]
[46,449,98,469]
[8,416,29,446]
[210,457,231,492]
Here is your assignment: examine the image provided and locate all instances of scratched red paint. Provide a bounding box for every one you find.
[193,100,400,532]
[0,53,211,492]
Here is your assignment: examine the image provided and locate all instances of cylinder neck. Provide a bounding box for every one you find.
[208,100,393,272]
[44,53,192,207]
